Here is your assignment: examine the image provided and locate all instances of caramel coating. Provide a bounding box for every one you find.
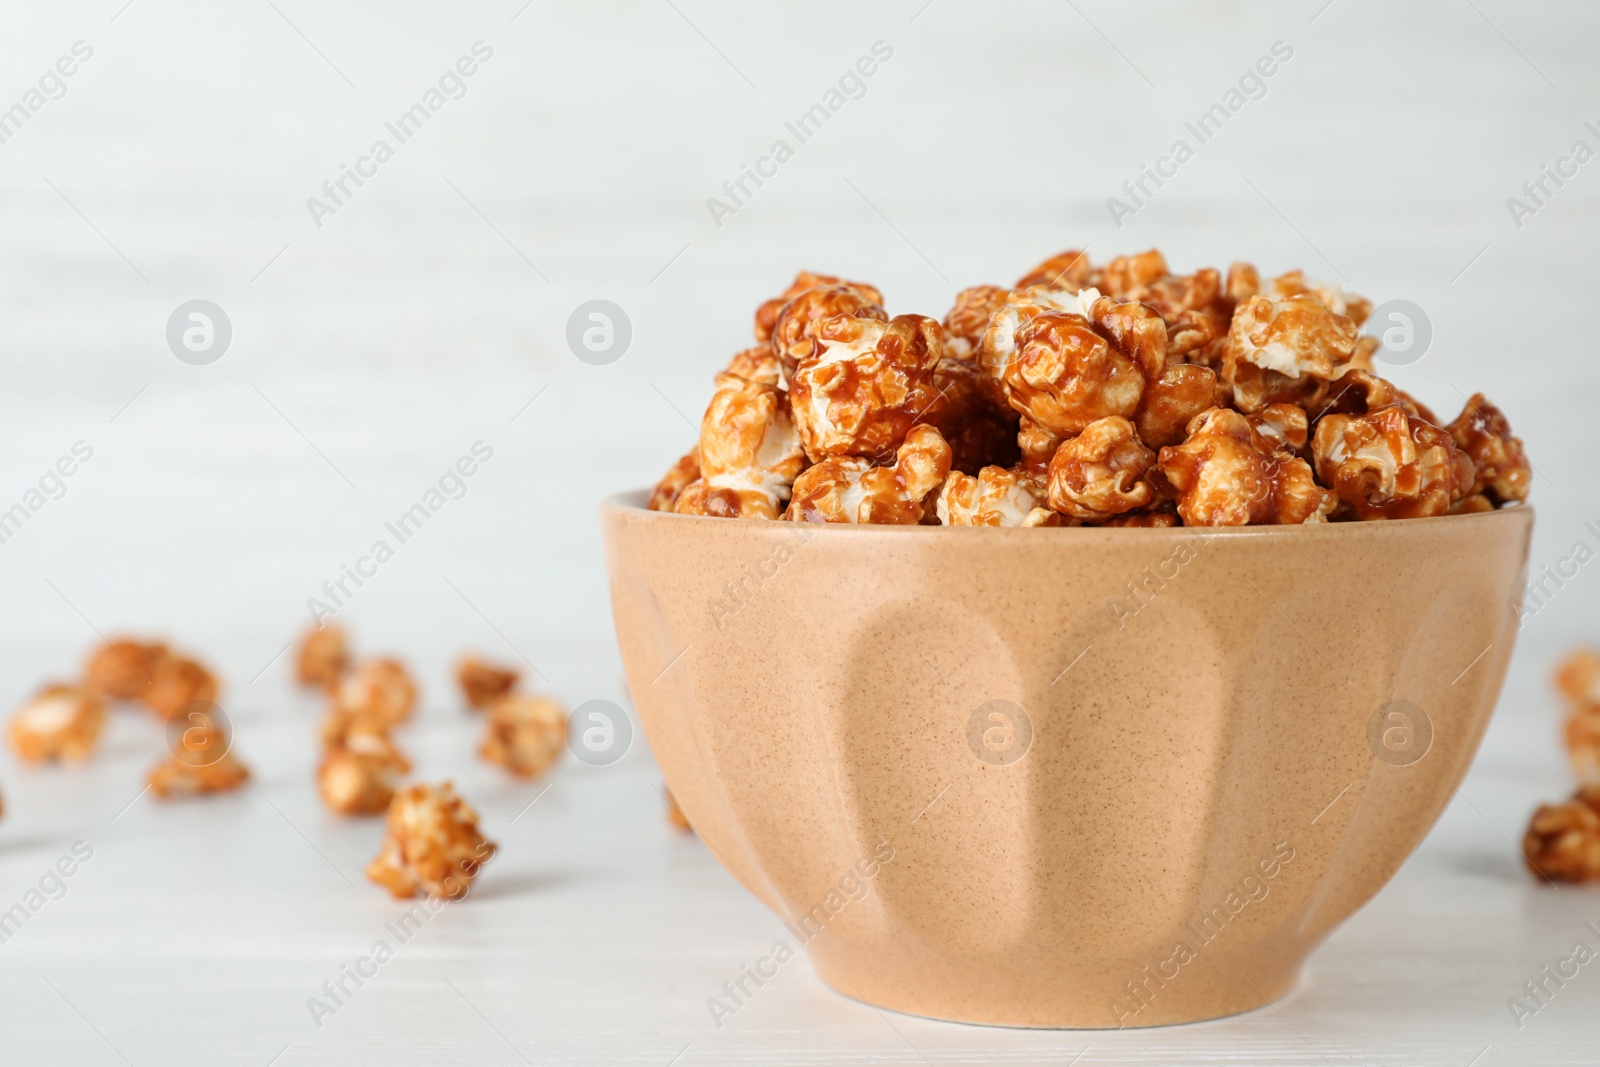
[1565,703,1600,784]
[1311,405,1475,520]
[790,314,942,462]
[296,624,348,692]
[85,639,165,702]
[1046,417,1159,522]
[648,449,700,512]
[147,720,249,799]
[1223,294,1359,413]
[320,732,411,816]
[1525,786,1600,883]
[754,272,883,344]
[723,344,782,386]
[334,658,417,728]
[1016,249,1093,290]
[942,285,1011,357]
[919,356,1020,473]
[1159,407,1334,526]
[7,684,105,764]
[1135,363,1220,449]
[676,372,806,519]
[457,656,520,710]
[1244,403,1310,460]
[1269,269,1372,327]
[936,466,1057,527]
[769,284,888,375]
[145,653,220,721]
[1017,414,1065,473]
[479,693,567,778]
[1002,304,1147,437]
[1446,393,1531,506]
[366,782,496,900]
[787,424,952,525]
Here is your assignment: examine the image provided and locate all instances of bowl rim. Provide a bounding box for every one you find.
[602,490,1533,543]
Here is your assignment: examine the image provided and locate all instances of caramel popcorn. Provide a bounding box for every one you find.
[479,693,566,778]
[1525,786,1600,883]
[1311,405,1475,520]
[651,253,1525,529]
[1556,649,1600,705]
[754,271,882,344]
[1160,407,1335,526]
[1564,704,1600,784]
[787,424,951,524]
[144,653,220,721]
[7,684,105,764]
[147,718,249,798]
[295,624,348,692]
[320,732,411,816]
[1045,417,1160,523]
[675,373,805,519]
[790,314,942,462]
[334,658,417,728]
[1447,393,1532,506]
[936,465,1057,527]
[85,638,165,701]
[457,656,520,710]
[366,782,496,900]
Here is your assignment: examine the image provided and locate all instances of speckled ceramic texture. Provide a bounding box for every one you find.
[601,494,1533,1028]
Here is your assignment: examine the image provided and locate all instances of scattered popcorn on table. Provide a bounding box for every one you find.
[1525,786,1600,883]
[144,652,220,720]
[295,624,349,691]
[147,717,250,798]
[7,684,105,764]
[366,782,496,900]
[85,638,166,701]
[457,655,520,710]
[479,693,567,779]
[649,248,1528,528]
[319,732,411,816]
[334,658,417,727]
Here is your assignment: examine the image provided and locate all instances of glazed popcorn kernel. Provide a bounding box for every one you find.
[936,465,1057,527]
[1135,363,1221,449]
[1223,293,1359,413]
[790,313,943,463]
[7,684,105,764]
[295,623,348,692]
[320,734,411,817]
[1446,393,1532,506]
[85,638,166,701]
[1245,402,1310,460]
[1000,302,1148,438]
[479,693,567,779]
[942,284,1012,358]
[1525,786,1600,883]
[1269,269,1373,327]
[975,285,1085,402]
[787,424,952,525]
[1564,702,1600,784]
[334,658,418,728]
[1556,648,1600,705]
[722,344,782,386]
[754,271,883,344]
[1016,248,1094,291]
[648,449,700,513]
[147,721,250,798]
[457,655,520,711]
[1160,407,1335,527]
[769,283,889,375]
[675,372,805,520]
[145,653,220,721]
[919,355,1021,474]
[366,782,496,900]
[1017,414,1065,473]
[1046,416,1160,523]
[1311,405,1475,520]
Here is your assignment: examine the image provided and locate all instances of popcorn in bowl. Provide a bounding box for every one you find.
[652,249,1529,527]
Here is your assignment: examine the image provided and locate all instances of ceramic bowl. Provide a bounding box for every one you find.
[601,493,1532,1028]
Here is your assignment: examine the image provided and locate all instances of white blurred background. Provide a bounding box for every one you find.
[0,0,1595,1061]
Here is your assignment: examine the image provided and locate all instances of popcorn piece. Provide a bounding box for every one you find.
[675,373,806,520]
[1225,262,1261,304]
[1446,393,1531,506]
[1449,494,1495,515]
[479,693,567,778]
[1524,786,1600,883]
[7,684,105,764]
[1095,250,1169,298]
[1564,702,1600,784]
[942,285,1011,358]
[1135,364,1220,448]
[1046,417,1159,522]
[936,466,1058,527]
[147,718,249,798]
[975,285,1086,404]
[366,783,496,900]
[919,356,1020,473]
[769,284,888,375]
[85,638,165,701]
[1159,407,1335,526]
[787,424,952,525]
[1223,294,1360,413]
[145,653,220,721]
[648,449,700,512]
[320,733,411,816]
[1311,405,1476,520]
[790,314,942,462]
[754,272,883,344]
[457,656,520,710]
[334,658,417,728]
[998,306,1148,438]
[1017,414,1064,473]
[1556,648,1600,705]
[295,624,348,692]
[723,345,782,386]
[1269,269,1373,327]
[1099,507,1180,528]
[1244,403,1310,460]
[1016,249,1093,291]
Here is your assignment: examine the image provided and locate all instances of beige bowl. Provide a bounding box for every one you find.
[601,494,1532,1028]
